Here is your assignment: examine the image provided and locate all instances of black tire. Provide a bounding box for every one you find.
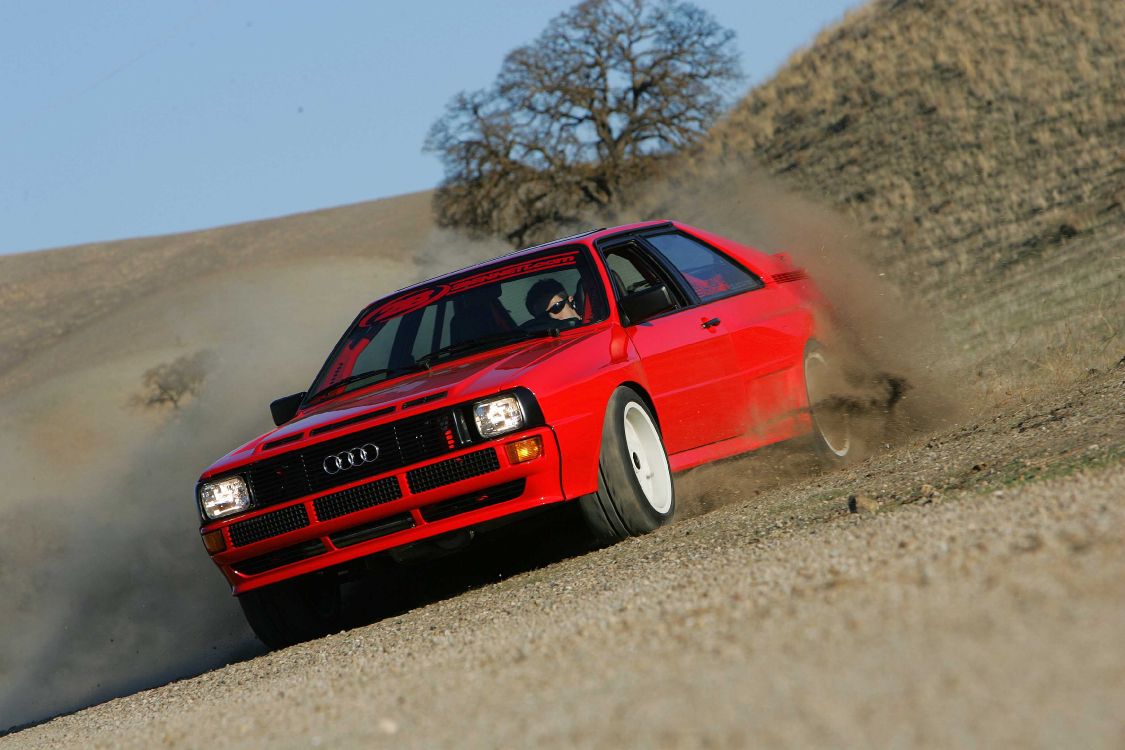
[803,341,859,465]
[579,386,675,543]
[238,572,343,649]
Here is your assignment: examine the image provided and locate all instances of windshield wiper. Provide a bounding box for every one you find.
[415,328,558,369]
[306,363,428,405]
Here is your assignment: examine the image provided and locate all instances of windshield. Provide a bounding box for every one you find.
[306,246,607,403]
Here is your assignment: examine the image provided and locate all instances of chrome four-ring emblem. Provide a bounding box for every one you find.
[322,443,381,475]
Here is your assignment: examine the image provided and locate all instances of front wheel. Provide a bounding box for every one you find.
[238,572,343,649]
[579,387,675,543]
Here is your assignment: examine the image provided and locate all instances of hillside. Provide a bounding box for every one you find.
[0,191,434,391]
[710,0,1123,282]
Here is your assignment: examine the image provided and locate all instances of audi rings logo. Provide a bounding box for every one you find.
[322,443,381,475]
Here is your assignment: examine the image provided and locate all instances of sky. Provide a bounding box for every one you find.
[1,1,861,255]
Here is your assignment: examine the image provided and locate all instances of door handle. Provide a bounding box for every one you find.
[701,317,721,329]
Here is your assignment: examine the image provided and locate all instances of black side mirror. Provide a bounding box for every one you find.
[270,392,306,426]
[619,284,675,325]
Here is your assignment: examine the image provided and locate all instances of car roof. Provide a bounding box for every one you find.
[378,219,676,301]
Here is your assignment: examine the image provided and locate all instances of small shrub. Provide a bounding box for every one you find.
[132,351,212,411]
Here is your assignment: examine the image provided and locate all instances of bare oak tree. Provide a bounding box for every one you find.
[425,0,741,246]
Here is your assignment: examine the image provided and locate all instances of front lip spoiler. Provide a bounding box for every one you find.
[223,491,570,595]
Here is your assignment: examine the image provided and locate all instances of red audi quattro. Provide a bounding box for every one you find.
[196,220,850,646]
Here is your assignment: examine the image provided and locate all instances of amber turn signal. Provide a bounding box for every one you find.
[504,435,543,464]
[202,529,227,554]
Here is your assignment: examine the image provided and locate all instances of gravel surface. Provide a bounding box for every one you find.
[6,367,1123,749]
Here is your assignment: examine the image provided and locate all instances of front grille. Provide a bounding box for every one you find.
[241,408,462,507]
[230,504,310,547]
[406,448,501,494]
[232,539,327,575]
[420,480,526,522]
[313,476,402,522]
[396,411,460,466]
[244,453,311,508]
[329,513,415,548]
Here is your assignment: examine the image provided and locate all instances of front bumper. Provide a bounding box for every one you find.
[201,426,564,594]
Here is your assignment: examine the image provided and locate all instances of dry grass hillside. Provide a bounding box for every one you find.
[0,191,433,389]
[710,0,1123,281]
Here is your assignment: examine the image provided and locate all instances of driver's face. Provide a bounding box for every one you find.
[546,293,579,321]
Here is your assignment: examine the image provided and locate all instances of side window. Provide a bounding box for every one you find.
[602,243,673,299]
[645,232,763,301]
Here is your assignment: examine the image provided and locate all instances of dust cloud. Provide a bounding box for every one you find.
[611,165,964,517]
[0,231,503,731]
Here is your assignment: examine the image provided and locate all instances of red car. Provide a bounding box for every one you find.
[196,220,852,647]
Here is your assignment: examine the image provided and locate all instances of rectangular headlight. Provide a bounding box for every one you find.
[473,395,525,438]
[199,476,251,520]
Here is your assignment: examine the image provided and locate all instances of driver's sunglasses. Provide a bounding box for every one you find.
[546,296,573,315]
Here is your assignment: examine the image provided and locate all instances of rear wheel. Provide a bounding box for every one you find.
[238,572,342,649]
[579,387,675,543]
[804,342,856,464]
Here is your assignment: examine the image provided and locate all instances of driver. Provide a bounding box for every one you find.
[525,278,580,323]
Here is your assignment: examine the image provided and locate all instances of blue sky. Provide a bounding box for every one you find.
[1,1,860,254]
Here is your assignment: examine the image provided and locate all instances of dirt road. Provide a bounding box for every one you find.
[7,364,1121,748]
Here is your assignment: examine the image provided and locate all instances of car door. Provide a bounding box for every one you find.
[598,238,745,455]
[641,229,808,442]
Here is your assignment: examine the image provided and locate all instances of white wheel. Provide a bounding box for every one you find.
[622,401,673,513]
[804,346,852,460]
[578,387,675,542]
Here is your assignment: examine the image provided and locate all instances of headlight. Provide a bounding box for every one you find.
[472,395,525,438]
[199,476,251,520]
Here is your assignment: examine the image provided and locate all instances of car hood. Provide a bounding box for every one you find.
[202,330,598,477]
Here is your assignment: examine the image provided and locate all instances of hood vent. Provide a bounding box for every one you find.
[402,391,448,410]
[262,433,303,452]
[771,269,809,284]
[309,405,396,437]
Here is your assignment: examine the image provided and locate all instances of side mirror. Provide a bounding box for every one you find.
[619,284,675,325]
[270,392,306,426]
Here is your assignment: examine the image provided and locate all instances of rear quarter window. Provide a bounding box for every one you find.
[646,232,763,301]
